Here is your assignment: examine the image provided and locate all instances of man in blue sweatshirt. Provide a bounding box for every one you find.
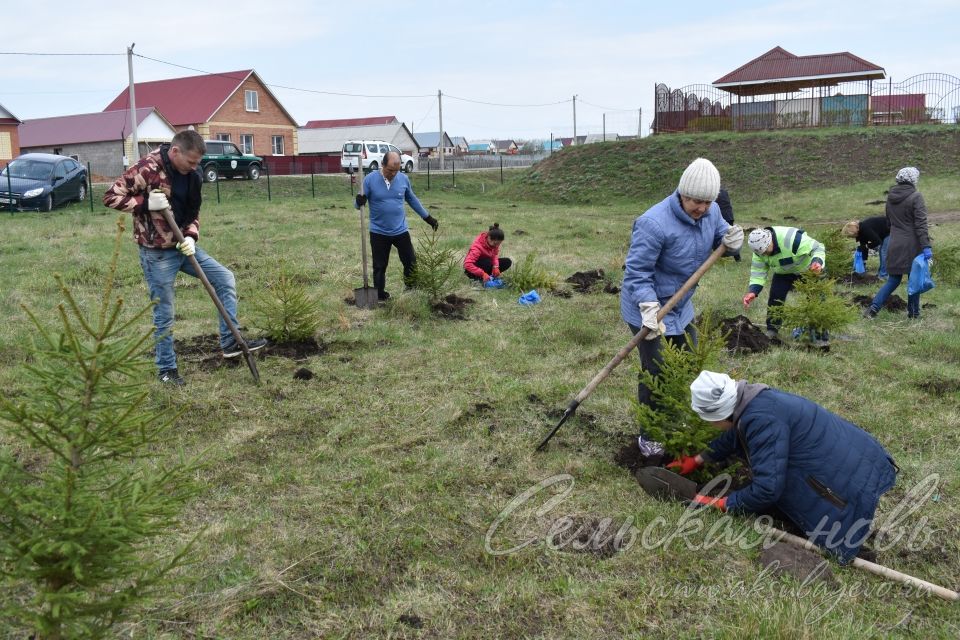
[355,151,438,301]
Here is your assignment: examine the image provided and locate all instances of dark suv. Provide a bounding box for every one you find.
[201,140,263,183]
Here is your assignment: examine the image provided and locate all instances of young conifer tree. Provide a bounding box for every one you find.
[411,228,461,303]
[0,216,200,639]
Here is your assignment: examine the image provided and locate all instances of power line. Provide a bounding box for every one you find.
[132,52,434,99]
[0,51,122,56]
[444,94,572,108]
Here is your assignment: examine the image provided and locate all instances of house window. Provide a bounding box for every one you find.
[245,90,259,112]
[271,136,284,155]
[216,133,231,141]
[240,135,254,154]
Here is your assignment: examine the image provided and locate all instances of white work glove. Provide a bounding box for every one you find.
[176,237,196,257]
[723,225,744,251]
[639,302,666,341]
[148,191,170,211]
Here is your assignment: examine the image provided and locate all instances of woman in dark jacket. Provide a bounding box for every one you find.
[842,215,890,279]
[864,167,932,319]
[670,370,897,564]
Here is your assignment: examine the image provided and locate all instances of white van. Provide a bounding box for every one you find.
[341,140,416,174]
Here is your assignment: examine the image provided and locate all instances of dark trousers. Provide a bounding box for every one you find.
[370,231,416,295]
[464,256,513,280]
[765,273,801,331]
[628,322,698,410]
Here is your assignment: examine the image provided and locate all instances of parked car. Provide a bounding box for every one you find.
[341,140,416,174]
[0,153,87,212]
[201,140,263,183]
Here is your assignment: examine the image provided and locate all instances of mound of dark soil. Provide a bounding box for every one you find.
[851,293,906,311]
[566,269,606,292]
[614,438,665,474]
[717,315,771,353]
[293,367,314,380]
[837,272,882,286]
[432,293,475,319]
[174,334,325,369]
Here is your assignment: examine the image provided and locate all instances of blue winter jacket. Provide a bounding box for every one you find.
[358,170,430,236]
[620,191,728,333]
[706,383,897,564]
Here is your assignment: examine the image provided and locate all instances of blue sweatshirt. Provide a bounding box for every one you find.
[359,170,430,236]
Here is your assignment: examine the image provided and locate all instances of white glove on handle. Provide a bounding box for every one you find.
[176,237,196,257]
[148,191,170,211]
[639,301,666,341]
[723,225,744,251]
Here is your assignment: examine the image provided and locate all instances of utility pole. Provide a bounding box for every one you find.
[127,43,140,165]
[603,113,606,142]
[572,95,577,145]
[438,89,444,171]
[638,108,642,138]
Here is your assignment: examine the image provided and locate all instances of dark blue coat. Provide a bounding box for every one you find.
[706,386,897,563]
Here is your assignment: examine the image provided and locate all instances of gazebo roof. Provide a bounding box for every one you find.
[713,47,885,96]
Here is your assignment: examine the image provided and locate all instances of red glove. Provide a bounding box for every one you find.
[692,494,727,511]
[742,292,757,309]
[481,273,490,283]
[492,267,501,277]
[666,455,702,476]
[809,260,823,275]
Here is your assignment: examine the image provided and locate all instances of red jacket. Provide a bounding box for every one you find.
[464,232,501,278]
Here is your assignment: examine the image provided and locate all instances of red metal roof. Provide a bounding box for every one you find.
[303,116,399,129]
[20,108,164,147]
[714,47,885,95]
[103,70,257,126]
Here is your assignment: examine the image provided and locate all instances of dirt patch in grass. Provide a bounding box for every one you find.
[716,315,771,354]
[548,516,627,558]
[431,293,475,319]
[915,376,960,395]
[398,613,424,629]
[613,437,665,474]
[837,273,882,286]
[850,293,907,311]
[175,334,325,371]
[759,542,837,586]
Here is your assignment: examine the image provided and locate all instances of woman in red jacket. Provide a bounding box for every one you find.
[464,223,512,282]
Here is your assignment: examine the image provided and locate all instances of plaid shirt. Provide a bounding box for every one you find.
[103,148,200,248]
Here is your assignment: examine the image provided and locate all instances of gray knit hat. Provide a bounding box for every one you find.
[677,158,721,201]
[895,167,919,185]
[690,371,738,422]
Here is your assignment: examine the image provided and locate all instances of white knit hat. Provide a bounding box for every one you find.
[690,371,738,422]
[895,167,919,185]
[677,158,721,201]
[748,228,772,254]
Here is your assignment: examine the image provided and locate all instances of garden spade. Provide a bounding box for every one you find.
[636,466,698,502]
[353,169,379,309]
[535,244,727,451]
[157,202,261,384]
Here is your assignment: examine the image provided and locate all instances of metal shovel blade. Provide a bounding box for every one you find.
[636,467,698,502]
[353,286,379,310]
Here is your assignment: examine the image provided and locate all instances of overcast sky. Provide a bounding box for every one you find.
[3,0,958,141]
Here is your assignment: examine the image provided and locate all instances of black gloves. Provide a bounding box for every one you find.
[355,194,367,207]
[424,215,439,231]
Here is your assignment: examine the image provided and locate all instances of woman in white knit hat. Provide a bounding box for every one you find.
[620,158,744,420]
[668,370,898,565]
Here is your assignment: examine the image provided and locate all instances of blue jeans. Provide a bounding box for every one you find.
[870,274,920,317]
[138,245,239,371]
[877,236,890,279]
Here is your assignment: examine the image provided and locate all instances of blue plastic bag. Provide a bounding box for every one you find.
[907,254,934,296]
[484,277,505,289]
[853,249,865,274]
[518,290,541,305]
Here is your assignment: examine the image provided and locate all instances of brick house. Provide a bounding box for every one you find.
[0,103,22,162]
[103,69,298,159]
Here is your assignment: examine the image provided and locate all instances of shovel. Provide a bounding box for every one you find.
[637,467,960,602]
[157,204,261,384]
[536,244,727,451]
[353,170,379,309]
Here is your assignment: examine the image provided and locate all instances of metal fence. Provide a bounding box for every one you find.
[653,73,960,134]
[0,155,527,215]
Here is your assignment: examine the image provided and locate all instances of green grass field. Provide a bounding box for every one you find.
[1,167,959,638]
